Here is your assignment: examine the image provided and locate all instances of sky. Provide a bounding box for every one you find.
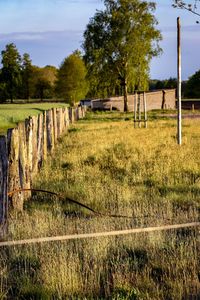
[0,0,199,80]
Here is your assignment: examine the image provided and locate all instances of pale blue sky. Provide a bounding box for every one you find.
[0,0,199,79]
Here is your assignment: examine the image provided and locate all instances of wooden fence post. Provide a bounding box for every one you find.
[37,113,44,170]
[143,92,147,128]
[43,111,47,161]
[46,109,54,152]
[31,116,39,176]
[134,92,137,128]
[7,128,24,210]
[52,108,58,143]
[69,107,74,123]
[18,122,31,200]
[0,136,8,235]
[56,108,62,137]
[25,117,33,179]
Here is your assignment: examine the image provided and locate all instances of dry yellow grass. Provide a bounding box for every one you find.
[1,111,199,299]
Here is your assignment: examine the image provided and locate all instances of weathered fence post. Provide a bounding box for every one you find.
[134,92,137,128]
[52,108,58,143]
[56,108,63,137]
[37,113,44,170]
[2,105,71,220]
[43,111,47,161]
[46,109,54,152]
[63,107,70,130]
[18,122,31,200]
[138,93,141,128]
[7,128,24,210]
[69,107,75,123]
[25,117,33,179]
[0,136,8,236]
[31,116,39,176]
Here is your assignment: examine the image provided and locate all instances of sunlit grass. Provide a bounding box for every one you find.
[0,103,68,134]
[1,111,200,299]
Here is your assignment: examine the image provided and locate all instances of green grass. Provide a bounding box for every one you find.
[1,111,200,299]
[0,103,68,135]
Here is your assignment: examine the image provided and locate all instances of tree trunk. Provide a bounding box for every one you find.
[123,82,128,112]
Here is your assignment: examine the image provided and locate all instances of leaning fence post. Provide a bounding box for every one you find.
[0,136,8,236]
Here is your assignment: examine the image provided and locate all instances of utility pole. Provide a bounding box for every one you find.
[177,17,182,145]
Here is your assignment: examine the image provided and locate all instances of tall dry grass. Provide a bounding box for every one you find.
[0,111,199,299]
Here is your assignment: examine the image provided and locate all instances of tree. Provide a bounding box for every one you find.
[83,0,162,111]
[29,65,57,100]
[35,78,51,101]
[55,51,88,105]
[149,77,177,90]
[172,1,200,20]
[21,53,33,100]
[0,43,21,102]
[185,69,200,98]
[35,65,57,100]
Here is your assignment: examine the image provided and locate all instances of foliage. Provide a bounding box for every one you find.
[55,51,88,105]
[29,65,57,100]
[0,43,22,102]
[83,0,162,111]
[0,43,58,102]
[149,77,177,90]
[185,69,200,98]
[20,53,33,100]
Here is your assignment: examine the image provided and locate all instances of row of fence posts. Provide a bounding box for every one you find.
[134,92,147,128]
[0,106,86,236]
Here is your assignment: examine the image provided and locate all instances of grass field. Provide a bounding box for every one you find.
[0,103,68,135]
[0,111,200,299]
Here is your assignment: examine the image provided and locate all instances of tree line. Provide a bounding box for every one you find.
[0,43,87,105]
[150,74,200,99]
[0,0,199,108]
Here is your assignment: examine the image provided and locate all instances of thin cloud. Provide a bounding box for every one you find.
[0,30,83,42]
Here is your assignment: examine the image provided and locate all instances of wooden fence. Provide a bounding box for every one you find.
[0,106,86,236]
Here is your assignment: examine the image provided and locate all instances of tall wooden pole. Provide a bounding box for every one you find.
[177,17,182,145]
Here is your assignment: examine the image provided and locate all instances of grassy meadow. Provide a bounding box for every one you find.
[0,103,68,135]
[0,111,200,299]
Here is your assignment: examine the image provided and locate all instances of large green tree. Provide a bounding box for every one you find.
[55,51,88,105]
[34,65,57,100]
[21,53,33,100]
[0,43,21,102]
[83,0,162,111]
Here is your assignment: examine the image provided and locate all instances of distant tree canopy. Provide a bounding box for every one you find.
[0,43,58,103]
[149,78,177,90]
[83,0,162,111]
[184,69,200,98]
[0,43,21,103]
[55,51,88,105]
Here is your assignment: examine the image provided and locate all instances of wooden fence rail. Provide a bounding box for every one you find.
[0,222,199,247]
[0,106,86,235]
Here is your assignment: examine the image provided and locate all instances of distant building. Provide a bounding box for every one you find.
[91,89,176,112]
[79,99,92,108]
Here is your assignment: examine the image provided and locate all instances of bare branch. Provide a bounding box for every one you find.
[172,0,200,19]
